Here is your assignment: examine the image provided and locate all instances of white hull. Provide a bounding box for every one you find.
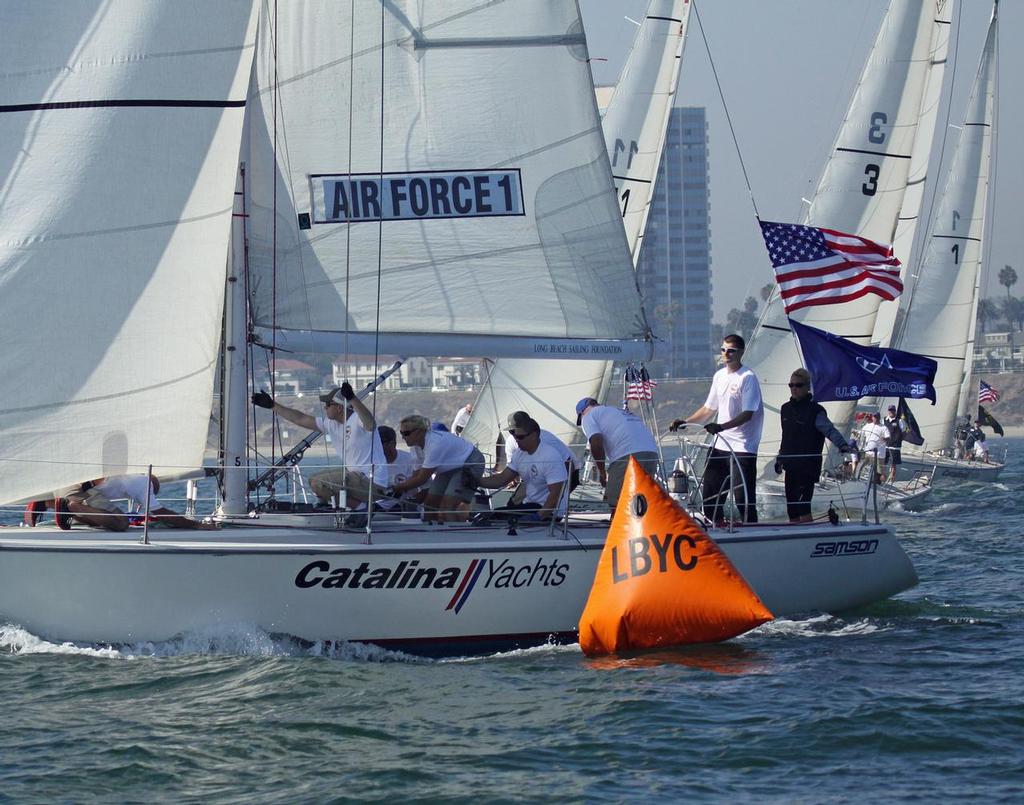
[0,518,916,655]
[759,477,933,520]
[897,452,1004,482]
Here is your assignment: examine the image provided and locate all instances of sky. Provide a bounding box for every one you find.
[580,0,1020,322]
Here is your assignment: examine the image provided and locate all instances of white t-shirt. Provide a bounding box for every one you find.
[422,429,475,472]
[581,406,657,462]
[387,449,422,487]
[506,429,579,470]
[95,475,162,510]
[451,406,472,433]
[703,365,764,454]
[316,411,388,487]
[860,421,888,456]
[508,442,569,517]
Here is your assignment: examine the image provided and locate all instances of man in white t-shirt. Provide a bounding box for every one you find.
[670,333,763,524]
[252,382,387,508]
[450,403,473,435]
[574,397,659,513]
[503,410,580,492]
[390,414,486,522]
[377,425,424,512]
[49,473,216,531]
[478,417,569,522]
[857,412,889,480]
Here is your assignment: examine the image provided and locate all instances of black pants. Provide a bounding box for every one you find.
[784,465,819,520]
[703,448,757,524]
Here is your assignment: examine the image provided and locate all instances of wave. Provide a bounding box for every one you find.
[0,622,428,664]
[745,614,886,639]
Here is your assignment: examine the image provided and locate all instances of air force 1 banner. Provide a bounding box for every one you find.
[790,320,937,404]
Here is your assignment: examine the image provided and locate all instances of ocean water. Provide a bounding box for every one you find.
[2,444,1022,802]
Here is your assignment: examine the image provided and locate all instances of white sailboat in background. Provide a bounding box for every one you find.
[745,0,951,513]
[461,0,692,460]
[887,3,1002,482]
[0,1,916,654]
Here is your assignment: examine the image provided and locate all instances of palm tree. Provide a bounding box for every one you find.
[1002,297,1024,332]
[998,265,1018,300]
[977,298,999,333]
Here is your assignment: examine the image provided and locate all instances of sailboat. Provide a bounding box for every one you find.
[884,3,1002,482]
[0,1,916,655]
[747,0,952,515]
[461,0,693,459]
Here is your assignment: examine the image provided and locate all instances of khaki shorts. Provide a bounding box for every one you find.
[427,447,486,503]
[606,451,660,507]
[309,468,388,504]
[65,487,122,514]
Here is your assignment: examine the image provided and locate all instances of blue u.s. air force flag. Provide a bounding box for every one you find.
[790,320,937,404]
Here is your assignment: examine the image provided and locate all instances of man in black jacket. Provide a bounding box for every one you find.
[775,368,851,523]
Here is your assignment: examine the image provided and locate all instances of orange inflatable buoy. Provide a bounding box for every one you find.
[578,457,773,656]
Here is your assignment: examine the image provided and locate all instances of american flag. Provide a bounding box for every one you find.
[759,220,903,314]
[979,380,1000,404]
[624,365,657,401]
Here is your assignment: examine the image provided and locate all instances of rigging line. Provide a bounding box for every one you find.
[270,0,279,470]
[344,0,356,364]
[367,0,387,539]
[690,0,759,221]
[241,163,259,500]
[899,3,963,341]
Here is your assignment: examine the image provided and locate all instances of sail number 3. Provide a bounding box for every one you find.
[314,170,524,223]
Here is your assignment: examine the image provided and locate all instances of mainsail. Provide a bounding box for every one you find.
[245,1,651,361]
[461,0,691,456]
[745,0,941,477]
[889,7,997,450]
[0,1,259,504]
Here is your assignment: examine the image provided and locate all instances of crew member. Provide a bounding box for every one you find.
[252,382,388,508]
[575,397,659,513]
[477,417,569,521]
[670,333,763,524]
[390,415,485,522]
[774,368,851,522]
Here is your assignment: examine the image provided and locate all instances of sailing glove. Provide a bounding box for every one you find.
[774,459,783,475]
[252,391,274,409]
[339,381,355,401]
[704,423,724,435]
[669,419,687,432]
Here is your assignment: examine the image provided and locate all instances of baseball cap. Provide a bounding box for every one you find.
[575,397,598,426]
[887,404,896,412]
[318,387,341,404]
[507,411,530,430]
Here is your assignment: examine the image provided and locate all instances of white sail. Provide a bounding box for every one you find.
[0,1,258,505]
[745,0,939,477]
[892,10,997,450]
[461,0,690,455]
[245,1,649,361]
[874,0,954,346]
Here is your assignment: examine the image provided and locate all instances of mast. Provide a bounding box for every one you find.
[219,164,251,515]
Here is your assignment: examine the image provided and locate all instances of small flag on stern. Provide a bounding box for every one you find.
[625,365,657,401]
[977,404,1004,437]
[578,458,772,656]
[759,220,902,314]
[978,380,1000,404]
[896,398,924,446]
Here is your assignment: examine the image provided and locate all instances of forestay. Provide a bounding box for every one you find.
[245,1,649,360]
[0,1,258,505]
[460,0,690,455]
[890,11,997,450]
[745,0,938,477]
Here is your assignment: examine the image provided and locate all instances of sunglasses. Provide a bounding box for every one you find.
[399,429,417,437]
[788,382,807,388]
[508,430,531,440]
[720,347,740,354]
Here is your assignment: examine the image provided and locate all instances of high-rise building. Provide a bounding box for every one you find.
[636,107,713,378]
